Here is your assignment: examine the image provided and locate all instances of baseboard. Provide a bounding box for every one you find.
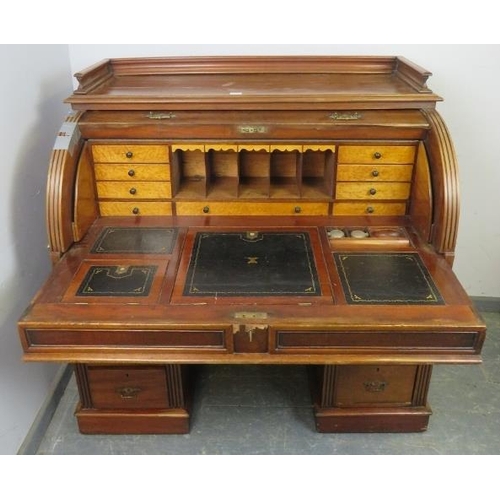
[471,296,500,313]
[17,364,73,455]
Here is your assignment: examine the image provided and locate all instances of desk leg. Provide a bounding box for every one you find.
[311,364,432,432]
[74,364,192,434]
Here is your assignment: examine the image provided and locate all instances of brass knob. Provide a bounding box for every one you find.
[373,152,382,159]
[294,206,302,213]
[132,207,139,215]
[372,170,379,177]
[369,188,377,195]
[129,188,137,195]
[203,206,210,214]
[126,151,133,158]
[128,169,135,177]
[366,206,374,214]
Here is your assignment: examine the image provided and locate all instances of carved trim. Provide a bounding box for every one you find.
[421,109,460,265]
[74,364,92,408]
[165,365,185,408]
[412,365,433,406]
[320,365,336,407]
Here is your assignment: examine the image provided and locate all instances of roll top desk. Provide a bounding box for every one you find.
[18,56,486,433]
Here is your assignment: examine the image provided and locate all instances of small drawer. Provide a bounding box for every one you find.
[333,365,418,407]
[338,145,416,164]
[333,201,407,216]
[99,201,173,216]
[175,201,329,216]
[336,182,411,200]
[336,164,413,182]
[92,145,169,163]
[87,366,168,409]
[96,181,172,199]
[95,164,171,181]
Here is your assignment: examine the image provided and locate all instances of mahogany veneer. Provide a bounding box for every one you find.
[18,56,485,434]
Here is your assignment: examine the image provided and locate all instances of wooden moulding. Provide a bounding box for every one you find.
[421,109,460,265]
[46,111,85,262]
[66,56,442,111]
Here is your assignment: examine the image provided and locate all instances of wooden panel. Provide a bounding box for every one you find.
[333,365,417,407]
[96,181,171,199]
[336,182,411,200]
[338,145,416,164]
[73,144,98,241]
[175,201,329,216]
[337,164,413,182]
[333,201,406,215]
[274,330,480,353]
[26,329,228,350]
[99,201,172,216]
[94,163,170,181]
[87,366,168,409]
[92,144,169,163]
[410,142,433,242]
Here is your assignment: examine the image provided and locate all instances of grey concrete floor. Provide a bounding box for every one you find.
[36,312,500,455]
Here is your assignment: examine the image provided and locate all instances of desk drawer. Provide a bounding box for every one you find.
[96,181,172,199]
[99,201,172,216]
[336,182,410,200]
[95,164,171,181]
[175,201,329,216]
[333,201,406,216]
[92,145,169,163]
[87,366,168,409]
[338,145,416,164]
[336,164,413,182]
[333,365,418,407]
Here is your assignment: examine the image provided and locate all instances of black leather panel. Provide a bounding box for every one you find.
[334,253,444,305]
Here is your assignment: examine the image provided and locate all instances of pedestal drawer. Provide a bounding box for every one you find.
[333,365,417,407]
[87,366,168,409]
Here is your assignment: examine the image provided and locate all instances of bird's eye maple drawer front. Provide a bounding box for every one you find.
[91,144,172,216]
[86,365,169,410]
[333,144,416,216]
[332,365,418,407]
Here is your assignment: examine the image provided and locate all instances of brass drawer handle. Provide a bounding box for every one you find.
[203,206,210,214]
[129,187,137,195]
[369,188,377,195]
[294,206,302,214]
[132,207,140,215]
[372,170,379,177]
[128,169,135,177]
[118,386,141,399]
[125,151,133,159]
[366,206,374,214]
[373,152,382,159]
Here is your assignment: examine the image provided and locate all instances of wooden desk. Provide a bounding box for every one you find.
[18,56,486,433]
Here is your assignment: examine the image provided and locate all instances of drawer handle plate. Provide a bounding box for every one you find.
[118,386,142,399]
[363,381,388,393]
[329,111,362,121]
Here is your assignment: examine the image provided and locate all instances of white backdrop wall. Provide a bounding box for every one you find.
[0,43,496,454]
[0,45,73,454]
[68,44,500,298]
